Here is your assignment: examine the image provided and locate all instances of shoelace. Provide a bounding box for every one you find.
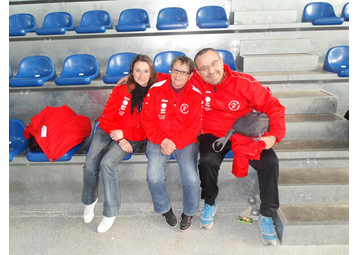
[262,218,276,234]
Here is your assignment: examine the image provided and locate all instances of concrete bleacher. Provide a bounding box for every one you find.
[9,0,349,250]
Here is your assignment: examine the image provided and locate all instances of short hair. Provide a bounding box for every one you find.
[194,48,220,67]
[126,54,157,92]
[171,55,195,74]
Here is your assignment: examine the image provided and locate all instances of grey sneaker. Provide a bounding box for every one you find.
[179,213,193,232]
[162,208,178,228]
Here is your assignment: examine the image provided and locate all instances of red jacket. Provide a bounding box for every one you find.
[192,64,286,177]
[142,79,204,150]
[24,105,91,162]
[97,84,146,142]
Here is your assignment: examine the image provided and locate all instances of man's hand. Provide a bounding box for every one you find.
[118,139,133,153]
[160,138,176,155]
[260,135,277,150]
[110,130,123,141]
[116,75,129,86]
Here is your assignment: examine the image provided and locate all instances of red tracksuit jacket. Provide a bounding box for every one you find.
[142,79,204,150]
[97,84,146,142]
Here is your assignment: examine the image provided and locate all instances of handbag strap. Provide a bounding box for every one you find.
[212,129,234,152]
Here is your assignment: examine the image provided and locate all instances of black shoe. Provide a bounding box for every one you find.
[179,213,193,232]
[162,208,177,228]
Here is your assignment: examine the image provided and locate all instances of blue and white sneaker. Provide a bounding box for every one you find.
[258,214,278,245]
[200,200,217,229]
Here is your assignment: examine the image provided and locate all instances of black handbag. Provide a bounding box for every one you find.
[212,112,270,152]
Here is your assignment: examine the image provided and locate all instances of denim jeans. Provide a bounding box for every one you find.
[146,141,199,216]
[82,127,139,217]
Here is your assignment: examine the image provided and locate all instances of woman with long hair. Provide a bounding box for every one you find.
[82,54,157,233]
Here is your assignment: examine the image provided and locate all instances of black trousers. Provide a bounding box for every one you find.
[198,134,279,217]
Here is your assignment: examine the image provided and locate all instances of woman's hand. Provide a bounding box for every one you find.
[260,135,277,150]
[160,138,176,155]
[110,130,123,141]
[116,75,129,86]
[118,139,133,153]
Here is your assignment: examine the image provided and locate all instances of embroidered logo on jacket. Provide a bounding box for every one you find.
[228,100,240,111]
[204,96,212,111]
[118,97,130,116]
[180,103,189,114]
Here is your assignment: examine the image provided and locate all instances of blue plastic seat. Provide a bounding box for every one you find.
[9,64,13,79]
[75,10,112,33]
[36,12,74,35]
[26,140,86,162]
[116,9,150,32]
[9,56,56,87]
[156,7,189,30]
[9,13,37,36]
[9,118,29,162]
[323,46,349,77]
[217,49,237,71]
[341,2,349,21]
[154,51,186,74]
[224,150,234,159]
[196,6,229,29]
[103,53,138,84]
[86,121,132,160]
[55,54,100,85]
[302,2,344,25]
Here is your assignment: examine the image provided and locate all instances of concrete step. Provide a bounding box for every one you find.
[273,204,349,245]
[273,90,338,114]
[233,10,298,25]
[278,167,349,205]
[284,114,348,140]
[237,54,319,72]
[239,38,310,55]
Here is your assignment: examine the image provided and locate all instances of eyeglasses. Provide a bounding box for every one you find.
[197,59,221,72]
[171,68,191,76]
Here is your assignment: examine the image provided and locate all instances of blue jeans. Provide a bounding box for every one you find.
[146,141,199,216]
[82,127,139,217]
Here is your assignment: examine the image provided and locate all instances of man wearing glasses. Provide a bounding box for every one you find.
[142,55,203,232]
[192,48,286,245]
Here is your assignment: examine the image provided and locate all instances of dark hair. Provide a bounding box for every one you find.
[194,48,220,68]
[170,55,195,74]
[126,54,157,92]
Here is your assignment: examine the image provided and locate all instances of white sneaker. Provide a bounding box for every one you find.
[97,216,116,233]
[83,198,98,223]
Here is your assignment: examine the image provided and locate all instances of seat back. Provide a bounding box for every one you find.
[9,13,37,29]
[119,9,149,26]
[104,53,137,83]
[302,2,337,22]
[323,46,349,73]
[154,51,186,74]
[60,54,99,77]
[156,7,188,30]
[80,10,111,27]
[15,56,56,79]
[196,6,228,23]
[341,2,349,21]
[217,49,237,71]
[41,12,74,29]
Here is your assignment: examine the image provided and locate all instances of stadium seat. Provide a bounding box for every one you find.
[86,121,132,160]
[36,12,74,35]
[9,56,56,87]
[9,13,37,36]
[75,10,112,33]
[156,7,189,30]
[224,150,234,158]
[9,118,28,162]
[196,6,229,29]
[302,2,344,25]
[341,2,349,21]
[26,140,86,162]
[103,52,138,84]
[55,54,100,85]
[323,46,349,77]
[154,51,186,74]
[9,64,13,79]
[116,9,150,32]
[217,49,237,71]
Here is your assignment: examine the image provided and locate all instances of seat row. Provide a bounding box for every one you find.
[302,2,349,25]
[9,6,229,36]
[9,50,238,87]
